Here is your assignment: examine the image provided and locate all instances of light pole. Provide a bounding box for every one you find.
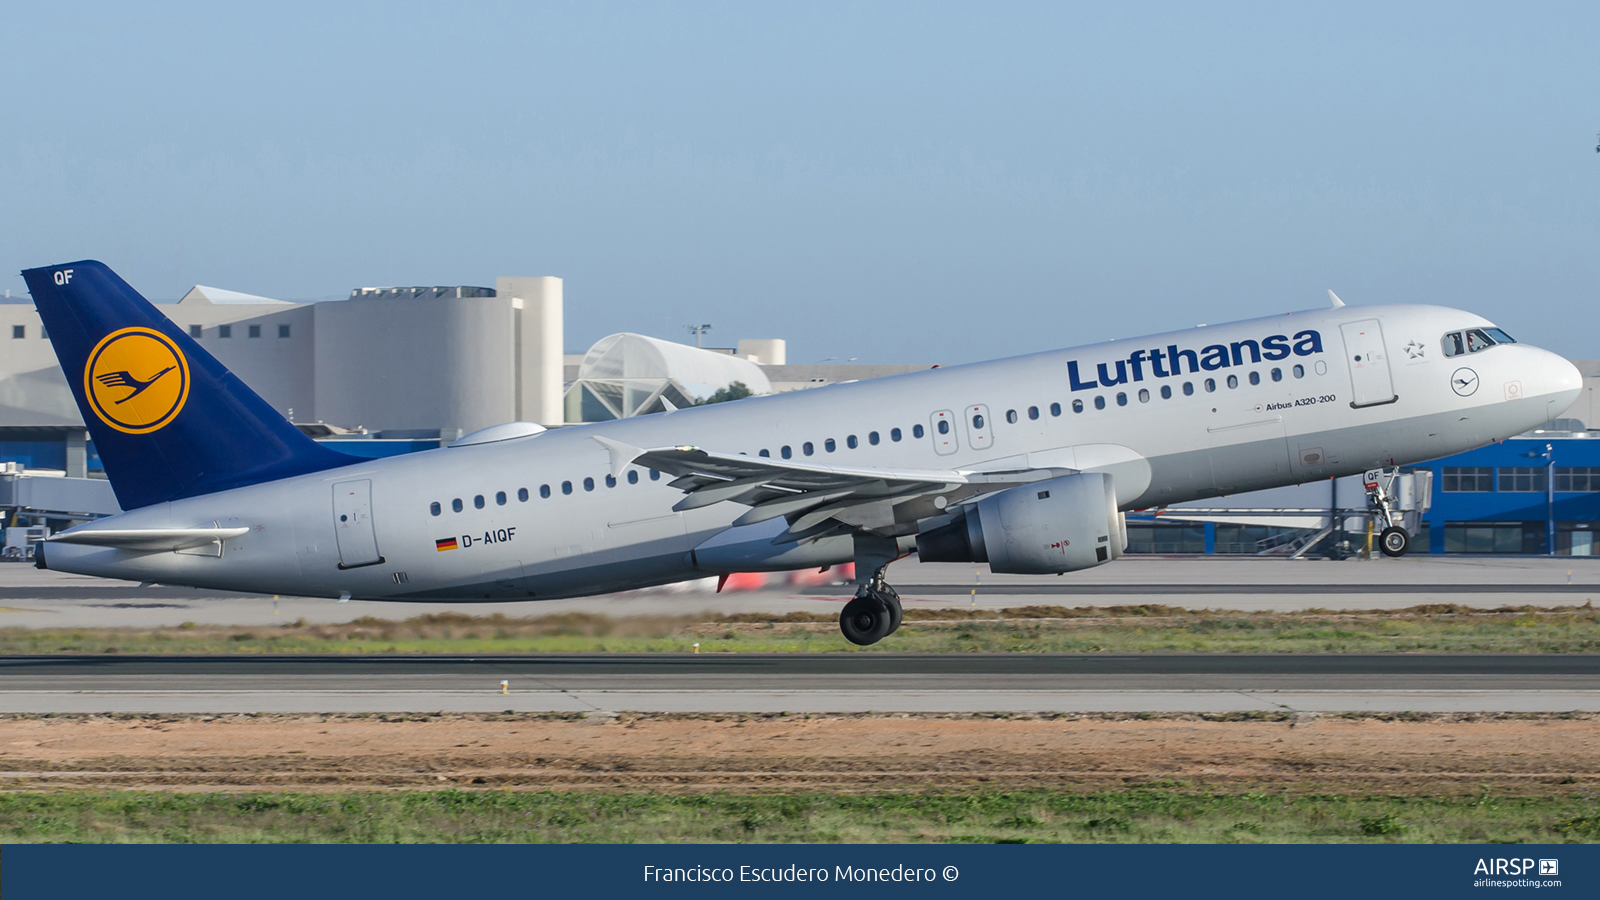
[1547,442,1556,557]
[1524,443,1556,555]
[685,324,713,349]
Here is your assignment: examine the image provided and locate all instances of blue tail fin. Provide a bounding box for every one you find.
[21,260,354,509]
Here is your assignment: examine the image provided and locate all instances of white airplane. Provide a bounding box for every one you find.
[22,262,1582,644]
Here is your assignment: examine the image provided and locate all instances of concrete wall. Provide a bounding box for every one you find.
[0,274,565,436]
[312,293,518,435]
[0,293,317,426]
[499,276,564,428]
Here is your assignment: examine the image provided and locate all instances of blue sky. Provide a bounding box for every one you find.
[4,2,1597,364]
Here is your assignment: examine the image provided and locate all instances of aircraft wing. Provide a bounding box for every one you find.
[593,436,1062,542]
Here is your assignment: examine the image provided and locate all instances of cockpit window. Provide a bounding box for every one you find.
[1466,329,1494,352]
[1484,328,1516,345]
[1442,332,1466,357]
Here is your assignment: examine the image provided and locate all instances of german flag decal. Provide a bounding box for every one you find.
[435,537,459,552]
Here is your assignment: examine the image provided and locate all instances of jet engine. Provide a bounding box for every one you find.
[916,472,1125,574]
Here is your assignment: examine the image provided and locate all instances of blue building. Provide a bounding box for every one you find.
[1416,431,1599,556]
[1124,427,1600,557]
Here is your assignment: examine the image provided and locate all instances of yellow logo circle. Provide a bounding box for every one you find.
[83,327,191,434]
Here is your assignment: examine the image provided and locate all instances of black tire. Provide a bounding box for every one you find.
[1379,526,1410,558]
[840,594,894,645]
[882,590,903,634]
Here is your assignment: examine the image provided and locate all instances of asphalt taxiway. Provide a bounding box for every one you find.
[4,654,1598,715]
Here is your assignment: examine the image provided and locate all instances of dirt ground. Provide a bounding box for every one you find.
[0,712,1597,795]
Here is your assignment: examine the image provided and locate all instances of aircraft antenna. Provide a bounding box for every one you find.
[1327,290,1346,309]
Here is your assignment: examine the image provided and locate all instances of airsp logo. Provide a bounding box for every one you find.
[83,327,191,434]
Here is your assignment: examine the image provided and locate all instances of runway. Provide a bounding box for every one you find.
[6,654,1600,715]
[3,554,1598,629]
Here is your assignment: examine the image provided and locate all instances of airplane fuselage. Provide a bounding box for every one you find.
[42,303,1582,600]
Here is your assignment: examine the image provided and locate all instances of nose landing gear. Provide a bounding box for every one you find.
[1366,467,1412,557]
[1379,525,1411,557]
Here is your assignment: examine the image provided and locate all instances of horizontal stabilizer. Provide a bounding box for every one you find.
[48,527,249,551]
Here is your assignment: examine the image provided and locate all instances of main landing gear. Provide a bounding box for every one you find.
[839,533,905,646]
[1365,467,1412,558]
[840,574,902,646]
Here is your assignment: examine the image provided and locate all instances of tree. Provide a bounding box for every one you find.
[695,381,754,405]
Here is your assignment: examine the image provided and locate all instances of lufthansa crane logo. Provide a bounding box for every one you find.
[83,327,190,434]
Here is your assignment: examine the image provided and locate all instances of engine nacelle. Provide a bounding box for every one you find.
[916,472,1125,574]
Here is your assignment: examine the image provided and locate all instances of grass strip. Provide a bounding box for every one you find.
[2,603,1598,654]
[0,788,1596,844]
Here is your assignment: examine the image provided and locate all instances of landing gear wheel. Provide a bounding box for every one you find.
[881,587,903,634]
[1379,526,1411,558]
[840,593,894,646]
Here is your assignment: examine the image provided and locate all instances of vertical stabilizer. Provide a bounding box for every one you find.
[21,260,354,509]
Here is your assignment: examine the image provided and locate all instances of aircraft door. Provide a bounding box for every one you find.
[930,410,959,455]
[1340,319,1397,408]
[963,404,993,451]
[332,479,384,569]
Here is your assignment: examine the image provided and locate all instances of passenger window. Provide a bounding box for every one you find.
[1094,396,1106,410]
[452,498,463,512]
[1183,381,1194,396]
[913,424,925,438]
[627,470,639,484]
[1005,410,1017,424]
[1138,389,1149,403]
[1442,332,1465,357]
[891,428,902,442]
[583,477,595,491]
[869,432,880,445]
[474,495,485,509]
[540,484,551,498]
[561,481,572,495]
[1160,385,1171,399]
[802,442,814,456]
[1116,392,1127,406]
[1271,367,1282,382]
[847,435,858,449]
[1248,371,1260,386]
[936,420,949,435]
[1293,364,1304,378]
[824,438,836,452]
[430,501,441,516]
[605,475,616,487]
[650,470,660,481]
[1204,378,1216,392]
[1226,375,1238,389]
[495,491,507,505]
[1028,406,1039,420]
[972,413,985,429]
[1072,399,1084,413]
[1467,329,1494,352]
[1050,402,1061,416]
[781,446,792,459]
[759,449,770,457]
[518,487,529,501]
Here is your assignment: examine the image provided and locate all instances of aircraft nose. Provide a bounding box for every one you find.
[1540,350,1583,408]
[1551,352,1582,393]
